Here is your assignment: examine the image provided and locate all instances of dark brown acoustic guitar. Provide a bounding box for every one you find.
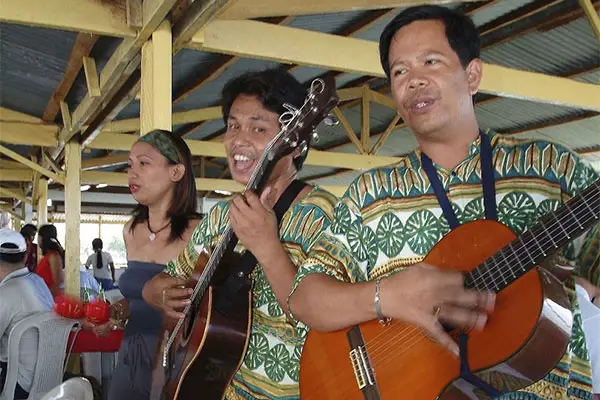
[300,178,599,399]
[149,78,339,400]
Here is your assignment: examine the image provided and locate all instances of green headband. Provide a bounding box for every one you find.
[136,130,181,164]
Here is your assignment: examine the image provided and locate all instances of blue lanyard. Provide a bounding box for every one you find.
[420,131,497,229]
[421,131,501,397]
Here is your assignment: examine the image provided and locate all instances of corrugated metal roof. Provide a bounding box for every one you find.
[369,102,398,129]
[335,72,366,87]
[352,11,398,42]
[475,98,590,131]
[288,10,366,34]
[290,66,328,84]
[185,119,225,141]
[517,115,600,151]
[172,49,226,102]
[0,23,77,118]
[469,0,538,27]
[115,100,140,120]
[481,18,599,75]
[574,69,600,84]
[352,3,462,43]
[171,57,283,113]
[368,126,418,156]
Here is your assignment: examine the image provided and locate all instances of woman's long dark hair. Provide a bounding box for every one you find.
[92,238,103,269]
[38,224,65,260]
[129,130,199,242]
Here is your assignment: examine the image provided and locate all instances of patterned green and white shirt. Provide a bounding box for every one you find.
[293,131,598,399]
[166,186,337,400]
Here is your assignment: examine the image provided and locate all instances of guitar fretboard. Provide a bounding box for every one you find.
[465,180,599,293]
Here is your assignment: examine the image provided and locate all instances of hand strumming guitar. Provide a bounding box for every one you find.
[378,264,495,355]
[142,272,193,319]
[291,263,495,356]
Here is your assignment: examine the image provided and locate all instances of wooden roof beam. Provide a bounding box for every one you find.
[192,21,600,111]
[56,0,180,145]
[78,171,348,195]
[173,16,293,108]
[0,0,136,37]
[0,145,65,184]
[86,133,404,170]
[579,0,600,41]
[42,33,100,122]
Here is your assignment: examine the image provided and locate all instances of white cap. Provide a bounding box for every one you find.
[0,228,27,254]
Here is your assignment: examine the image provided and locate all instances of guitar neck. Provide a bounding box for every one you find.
[465,179,600,293]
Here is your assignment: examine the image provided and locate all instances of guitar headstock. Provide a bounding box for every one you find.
[266,77,339,165]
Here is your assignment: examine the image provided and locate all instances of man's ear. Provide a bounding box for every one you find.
[466,58,483,96]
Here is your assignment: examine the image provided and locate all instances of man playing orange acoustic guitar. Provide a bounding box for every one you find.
[289,5,599,399]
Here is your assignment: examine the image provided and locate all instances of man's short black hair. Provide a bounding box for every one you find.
[20,223,37,241]
[379,5,481,79]
[221,67,309,170]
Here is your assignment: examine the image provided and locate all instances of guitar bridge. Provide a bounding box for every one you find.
[347,325,380,399]
[349,345,375,389]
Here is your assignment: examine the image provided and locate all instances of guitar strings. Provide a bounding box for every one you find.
[468,184,599,292]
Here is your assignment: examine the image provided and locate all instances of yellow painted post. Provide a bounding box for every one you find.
[140,20,172,135]
[64,141,82,297]
[98,215,102,238]
[36,179,48,263]
[361,85,371,153]
[37,178,48,226]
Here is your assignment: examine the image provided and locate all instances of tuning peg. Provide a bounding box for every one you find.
[299,143,309,156]
[284,137,298,147]
[323,114,339,126]
[312,130,319,143]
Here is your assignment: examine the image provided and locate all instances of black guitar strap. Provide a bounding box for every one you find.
[218,180,308,301]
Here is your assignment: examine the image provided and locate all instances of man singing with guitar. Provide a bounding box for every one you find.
[289,6,599,399]
[141,68,338,399]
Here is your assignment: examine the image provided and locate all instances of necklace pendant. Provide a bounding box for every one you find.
[149,233,156,241]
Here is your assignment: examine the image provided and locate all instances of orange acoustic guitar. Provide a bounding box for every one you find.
[300,179,599,400]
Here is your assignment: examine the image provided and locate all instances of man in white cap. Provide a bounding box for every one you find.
[0,228,53,399]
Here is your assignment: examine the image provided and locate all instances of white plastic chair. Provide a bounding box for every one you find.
[0,312,80,400]
[102,289,123,304]
[40,377,93,400]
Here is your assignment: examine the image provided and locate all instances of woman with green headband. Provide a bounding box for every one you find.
[89,129,201,400]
